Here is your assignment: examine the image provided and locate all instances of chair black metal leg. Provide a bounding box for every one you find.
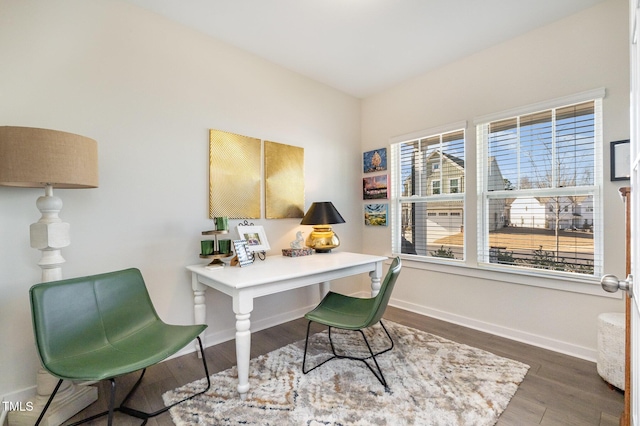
[67,336,211,425]
[143,335,211,416]
[328,326,338,356]
[302,321,337,374]
[302,320,394,389]
[327,321,394,360]
[120,336,211,420]
[302,320,312,373]
[107,378,116,426]
[65,377,119,426]
[377,320,395,357]
[34,378,64,426]
[357,329,387,388]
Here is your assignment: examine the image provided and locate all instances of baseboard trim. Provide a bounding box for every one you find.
[1,386,37,420]
[388,298,596,362]
[1,383,98,426]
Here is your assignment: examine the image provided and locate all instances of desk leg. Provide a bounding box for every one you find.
[369,261,383,297]
[319,281,330,299]
[235,312,251,399]
[233,294,254,399]
[192,273,208,358]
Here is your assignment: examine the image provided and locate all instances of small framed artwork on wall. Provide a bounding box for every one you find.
[364,204,388,226]
[363,175,388,200]
[363,148,387,173]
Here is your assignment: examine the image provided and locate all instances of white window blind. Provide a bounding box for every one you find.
[476,98,603,276]
[391,128,465,260]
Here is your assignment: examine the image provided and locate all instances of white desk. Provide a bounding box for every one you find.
[187,251,387,398]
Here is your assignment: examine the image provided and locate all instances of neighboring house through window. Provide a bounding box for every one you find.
[390,125,465,260]
[389,90,603,281]
[476,90,603,276]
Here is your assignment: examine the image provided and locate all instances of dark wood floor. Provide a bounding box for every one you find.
[62,306,624,425]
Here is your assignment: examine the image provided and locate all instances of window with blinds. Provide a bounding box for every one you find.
[476,98,602,276]
[391,129,465,260]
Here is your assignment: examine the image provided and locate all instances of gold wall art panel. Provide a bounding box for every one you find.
[264,141,305,219]
[209,129,261,219]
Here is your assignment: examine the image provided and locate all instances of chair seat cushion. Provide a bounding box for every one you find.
[304,291,375,330]
[44,322,206,381]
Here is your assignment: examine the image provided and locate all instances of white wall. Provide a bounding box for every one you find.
[0,0,630,404]
[0,0,361,399]
[362,0,628,359]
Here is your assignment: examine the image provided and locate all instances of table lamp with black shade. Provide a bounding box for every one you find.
[300,201,345,253]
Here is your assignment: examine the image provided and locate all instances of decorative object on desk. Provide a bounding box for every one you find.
[363,175,389,199]
[201,229,233,269]
[365,203,388,226]
[200,240,214,255]
[264,140,305,219]
[282,231,312,257]
[218,239,232,254]
[215,216,228,231]
[363,147,387,173]
[282,248,313,257]
[209,129,261,219]
[291,231,304,248]
[163,321,529,426]
[237,224,270,253]
[611,139,630,181]
[0,126,99,425]
[232,239,254,267]
[300,201,345,253]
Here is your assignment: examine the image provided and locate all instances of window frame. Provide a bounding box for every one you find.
[475,89,604,279]
[431,180,441,195]
[450,178,459,193]
[390,121,467,263]
[386,90,612,296]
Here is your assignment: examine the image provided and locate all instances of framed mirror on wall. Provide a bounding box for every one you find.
[611,139,631,181]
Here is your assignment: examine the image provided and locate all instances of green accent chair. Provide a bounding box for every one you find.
[302,257,401,388]
[30,268,210,426]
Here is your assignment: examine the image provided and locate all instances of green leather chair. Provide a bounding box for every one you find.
[302,257,401,388]
[30,268,210,425]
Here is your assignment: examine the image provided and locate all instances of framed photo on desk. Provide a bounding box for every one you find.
[236,225,270,253]
[233,240,254,267]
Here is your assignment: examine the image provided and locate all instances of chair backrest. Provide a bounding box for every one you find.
[30,268,160,369]
[363,257,401,327]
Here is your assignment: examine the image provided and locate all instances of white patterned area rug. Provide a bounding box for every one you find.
[163,321,529,425]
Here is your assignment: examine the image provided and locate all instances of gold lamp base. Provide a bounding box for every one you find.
[305,226,340,253]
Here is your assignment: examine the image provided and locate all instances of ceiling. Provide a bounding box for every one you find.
[121,0,607,98]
